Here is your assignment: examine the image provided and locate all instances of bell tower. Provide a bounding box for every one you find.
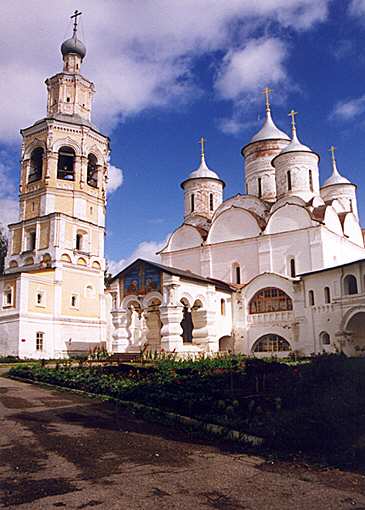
[2,12,110,359]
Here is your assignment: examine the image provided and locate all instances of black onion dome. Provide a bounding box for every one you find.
[61,34,86,59]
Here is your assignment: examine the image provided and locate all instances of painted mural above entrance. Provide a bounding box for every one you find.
[123,260,161,296]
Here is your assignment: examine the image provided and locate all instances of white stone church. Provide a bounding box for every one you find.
[1,19,365,359]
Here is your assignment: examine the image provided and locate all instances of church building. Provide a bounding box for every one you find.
[109,94,365,358]
[1,16,365,359]
[0,15,109,358]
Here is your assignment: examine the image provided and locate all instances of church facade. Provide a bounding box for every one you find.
[1,20,365,359]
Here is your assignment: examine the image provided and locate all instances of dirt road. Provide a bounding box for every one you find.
[1,374,365,509]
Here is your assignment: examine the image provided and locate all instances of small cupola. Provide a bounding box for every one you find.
[321,146,358,219]
[272,110,320,202]
[181,138,225,222]
[61,10,86,73]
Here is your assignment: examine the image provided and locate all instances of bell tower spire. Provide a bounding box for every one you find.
[46,11,93,121]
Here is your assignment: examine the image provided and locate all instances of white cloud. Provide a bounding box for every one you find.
[0,0,329,142]
[349,0,365,16]
[331,94,365,120]
[0,153,19,231]
[107,235,170,276]
[216,38,288,100]
[107,165,124,194]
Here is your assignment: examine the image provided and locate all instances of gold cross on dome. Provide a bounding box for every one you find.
[329,145,336,161]
[288,109,298,129]
[71,10,82,34]
[199,136,206,157]
[263,87,272,111]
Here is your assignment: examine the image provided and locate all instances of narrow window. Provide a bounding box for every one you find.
[57,146,75,181]
[258,177,262,198]
[28,147,44,183]
[235,265,241,284]
[36,292,43,305]
[220,298,226,316]
[26,230,36,251]
[76,233,82,251]
[324,286,331,304]
[3,286,13,307]
[290,258,296,277]
[66,97,70,103]
[309,290,315,306]
[287,170,292,191]
[191,194,195,212]
[309,169,313,192]
[36,332,44,351]
[87,154,98,188]
[209,193,214,211]
[349,198,353,212]
[71,294,79,308]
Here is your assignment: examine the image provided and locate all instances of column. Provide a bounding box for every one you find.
[160,276,184,352]
[111,309,130,352]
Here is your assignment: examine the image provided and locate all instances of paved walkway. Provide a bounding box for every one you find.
[1,374,365,509]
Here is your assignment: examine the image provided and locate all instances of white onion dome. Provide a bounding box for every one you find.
[323,150,351,187]
[181,153,225,188]
[250,109,290,143]
[61,32,86,60]
[279,128,313,155]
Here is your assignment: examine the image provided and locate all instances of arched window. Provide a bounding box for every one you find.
[309,169,313,192]
[308,290,315,306]
[249,288,293,314]
[344,274,358,295]
[287,170,292,191]
[191,194,195,213]
[253,334,291,353]
[324,286,331,304]
[76,233,83,251]
[28,147,44,183]
[220,298,226,316]
[209,193,214,211]
[258,177,262,198]
[87,154,98,188]
[320,331,331,346]
[57,146,75,181]
[290,258,296,277]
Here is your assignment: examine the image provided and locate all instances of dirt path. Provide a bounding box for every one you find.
[1,373,365,509]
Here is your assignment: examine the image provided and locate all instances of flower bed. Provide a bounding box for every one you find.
[9,354,365,468]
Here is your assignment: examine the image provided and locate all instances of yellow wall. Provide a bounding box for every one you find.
[24,197,40,220]
[39,221,50,249]
[27,270,55,315]
[11,228,22,255]
[61,268,101,318]
[55,195,73,216]
[65,222,74,249]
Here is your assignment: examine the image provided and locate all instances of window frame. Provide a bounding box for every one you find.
[253,334,291,353]
[70,293,80,309]
[36,331,44,351]
[249,287,293,315]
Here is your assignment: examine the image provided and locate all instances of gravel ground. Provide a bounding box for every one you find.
[1,373,365,509]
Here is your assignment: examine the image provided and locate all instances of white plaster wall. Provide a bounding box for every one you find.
[321,183,359,220]
[274,151,320,202]
[183,179,223,221]
[207,207,261,244]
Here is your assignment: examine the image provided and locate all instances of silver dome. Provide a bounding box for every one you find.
[61,35,86,60]
[251,110,290,143]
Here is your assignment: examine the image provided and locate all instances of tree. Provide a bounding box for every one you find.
[0,227,8,275]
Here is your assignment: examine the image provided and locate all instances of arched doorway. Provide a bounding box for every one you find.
[219,336,234,353]
[180,298,193,343]
[145,298,162,352]
[346,312,365,355]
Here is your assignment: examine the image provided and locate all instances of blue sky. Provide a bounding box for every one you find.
[1,0,365,272]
